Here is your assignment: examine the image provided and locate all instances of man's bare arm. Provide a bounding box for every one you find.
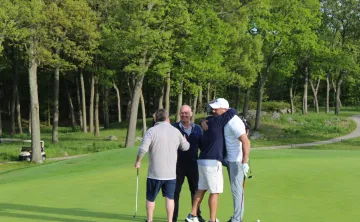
[238,134,250,164]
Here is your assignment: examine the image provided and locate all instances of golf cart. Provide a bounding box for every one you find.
[19,140,46,161]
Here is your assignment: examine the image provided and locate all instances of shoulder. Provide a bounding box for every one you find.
[226,115,244,128]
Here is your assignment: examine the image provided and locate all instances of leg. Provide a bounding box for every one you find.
[174,163,186,222]
[207,161,224,222]
[162,179,177,222]
[146,178,161,222]
[146,200,155,222]
[187,162,201,217]
[191,189,207,216]
[208,193,219,222]
[165,197,175,222]
[228,162,244,222]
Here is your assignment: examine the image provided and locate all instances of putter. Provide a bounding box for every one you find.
[247,159,253,179]
[133,168,139,218]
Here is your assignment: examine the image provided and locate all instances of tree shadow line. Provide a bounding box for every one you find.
[0,203,168,222]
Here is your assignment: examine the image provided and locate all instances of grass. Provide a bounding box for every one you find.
[1,148,360,222]
[0,107,359,162]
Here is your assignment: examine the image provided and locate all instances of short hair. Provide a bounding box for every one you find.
[155,109,169,122]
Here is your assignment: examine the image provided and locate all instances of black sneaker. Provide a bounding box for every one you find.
[198,216,206,222]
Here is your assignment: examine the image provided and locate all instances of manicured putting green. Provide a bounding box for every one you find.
[1,148,359,222]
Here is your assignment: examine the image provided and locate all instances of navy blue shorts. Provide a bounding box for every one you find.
[146,178,176,202]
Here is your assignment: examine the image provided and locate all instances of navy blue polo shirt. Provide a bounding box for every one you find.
[173,122,202,163]
[199,108,237,162]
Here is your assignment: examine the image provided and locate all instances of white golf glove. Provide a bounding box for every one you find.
[242,163,249,177]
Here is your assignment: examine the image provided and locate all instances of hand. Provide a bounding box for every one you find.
[201,119,208,131]
[242,163,249,177]
[134,161,141,169]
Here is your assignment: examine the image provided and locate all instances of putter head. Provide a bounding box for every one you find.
[248,175,253,179]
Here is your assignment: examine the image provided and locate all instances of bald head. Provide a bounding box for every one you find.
[180,105,192,124]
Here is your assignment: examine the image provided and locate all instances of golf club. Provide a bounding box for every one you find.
[133,168,139,218]
[247,159,253,179]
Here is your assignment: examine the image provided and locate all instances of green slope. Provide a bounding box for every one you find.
[1,148,360,222]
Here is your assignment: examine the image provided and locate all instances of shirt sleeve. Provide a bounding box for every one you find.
[178,131,190,151]
[229,116,247,138]
[137,129,153,158]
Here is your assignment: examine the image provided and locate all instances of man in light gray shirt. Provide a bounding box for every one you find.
[134,109,190,222]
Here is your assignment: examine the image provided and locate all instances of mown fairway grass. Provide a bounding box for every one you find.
[1,147,360,222]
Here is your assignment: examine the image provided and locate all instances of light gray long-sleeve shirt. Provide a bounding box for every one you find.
[138,121,190,180]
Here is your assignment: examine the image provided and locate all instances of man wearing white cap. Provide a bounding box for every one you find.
[186,98,237,222]
[224,107,250,222]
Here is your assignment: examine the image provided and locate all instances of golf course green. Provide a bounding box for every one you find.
[1,147,359,222]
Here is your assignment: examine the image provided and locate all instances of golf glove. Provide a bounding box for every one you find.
[242,163,249,177]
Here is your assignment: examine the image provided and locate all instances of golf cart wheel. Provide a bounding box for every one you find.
[25,157,31,161]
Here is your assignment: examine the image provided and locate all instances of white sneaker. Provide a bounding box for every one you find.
[185,214,199,222]
[208,219,220,222]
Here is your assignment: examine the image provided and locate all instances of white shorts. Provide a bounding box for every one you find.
[197,160,223,194]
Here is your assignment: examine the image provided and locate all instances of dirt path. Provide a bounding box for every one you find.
[255,114,360,150]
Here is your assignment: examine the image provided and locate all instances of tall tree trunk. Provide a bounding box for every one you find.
[28,108,31,135]
[331,80,342,107]
[126,76,134,120]
[165,72,171,112]
[158,85,164,109]
[309,78,320,113]
[113,82,122,123]
[302,66,309,115]
[16,90,22,134]
[175,80,183,122]
[65,80,77,130]
[89,74,95,133]
[213,87,216,100]
[243,88,250,118]
[126,75,144,147]
[103,85,109,129]
[254,74,265,130]
[94,79,100,137]
[335,71,344,115]
[80,70,87,133]
[0,110,2,137]
[28,41,42,163]
[326,73,330,113]
[11,65,18,135]
[207,82,211,104]
[52,65,60,144]
[76,74,83,129]
[290,78,295,114]
[191,91,198,123]
[140,90,147,136]
[197,83,203,114]
[125,52,153,148]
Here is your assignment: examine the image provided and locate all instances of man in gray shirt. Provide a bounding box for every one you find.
[134,109,190,222]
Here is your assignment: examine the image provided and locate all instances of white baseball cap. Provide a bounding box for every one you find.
[209,98,229,109]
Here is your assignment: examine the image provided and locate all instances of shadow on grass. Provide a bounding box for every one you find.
[0,203,168,221]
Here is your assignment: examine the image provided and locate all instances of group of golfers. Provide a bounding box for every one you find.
[134,98,251,222]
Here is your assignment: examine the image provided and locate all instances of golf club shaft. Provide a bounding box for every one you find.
[134,168,139,217]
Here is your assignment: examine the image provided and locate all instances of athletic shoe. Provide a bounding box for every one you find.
[198,215,206,222]
[185,214,200,222]
[208,219,220,222]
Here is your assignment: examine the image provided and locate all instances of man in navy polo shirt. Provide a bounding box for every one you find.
[173,105,205,222]
[185,98,237,222]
